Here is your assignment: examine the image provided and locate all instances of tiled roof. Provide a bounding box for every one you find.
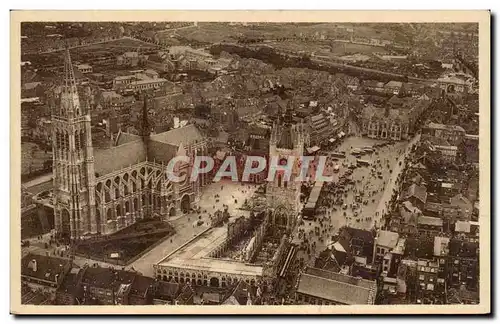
[94,140,147,176]
[402,184,428,204]
[21,253,70,283]
[81,266,136,291]
[150,124,204,147]
[377,230,399,249]
[114,131,142,146]
[297,267,376,304]
[155,281,180,299]
[177,284,194,302]
[130,275,154,297]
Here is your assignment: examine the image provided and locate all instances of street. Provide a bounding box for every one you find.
[293,135,414,268]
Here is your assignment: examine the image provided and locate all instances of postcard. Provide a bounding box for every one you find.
[10,10,490,315]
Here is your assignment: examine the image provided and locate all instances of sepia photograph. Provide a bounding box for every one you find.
[10,10,490,315]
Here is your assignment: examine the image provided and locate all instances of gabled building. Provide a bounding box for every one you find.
[401,184,428,211]
[418,216,444,236]
[128,275,155,305]
[373,230,406,278]
[295,267,377,305]
[222,280,255,305]
[434,236,450,288]
[152,281,180,305]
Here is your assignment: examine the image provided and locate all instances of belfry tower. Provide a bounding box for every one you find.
[267,107,305,231]
[52,49,97,240]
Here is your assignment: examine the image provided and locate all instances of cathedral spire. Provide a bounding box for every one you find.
[60,47,82,118]
[63,47,78,93]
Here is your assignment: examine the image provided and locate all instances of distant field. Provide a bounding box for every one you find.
[330,42,388,55]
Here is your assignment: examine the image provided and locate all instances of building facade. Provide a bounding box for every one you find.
[267,109,306,232]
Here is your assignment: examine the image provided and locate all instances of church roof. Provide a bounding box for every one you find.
[150,124,204,146]
[94,140,147,176]
[114,131,142,146]
[147,140,181,165]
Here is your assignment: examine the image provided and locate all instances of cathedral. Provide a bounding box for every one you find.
[52,50,208,240]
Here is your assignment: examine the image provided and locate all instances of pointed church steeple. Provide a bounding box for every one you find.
[52,46,97,240]
[59,48,82,118]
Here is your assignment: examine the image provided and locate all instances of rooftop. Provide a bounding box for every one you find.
[296,267,377,305]
[385,80,403,88]
[402,183,428,205]
[427,122,465,133]
[150,124,204,147]
[455,220,471,233]
[21,253,70,283]
[81,266,136,290]
[418,216,443,227]
[434,236,450,257]
[94,140,147,176]
[376,230,399,249]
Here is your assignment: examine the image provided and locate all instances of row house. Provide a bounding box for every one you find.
[448,239,479,291]
[434,236,451,287]
[373,230,406,278]
[417,216,444,237]
[401,183,428,211]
